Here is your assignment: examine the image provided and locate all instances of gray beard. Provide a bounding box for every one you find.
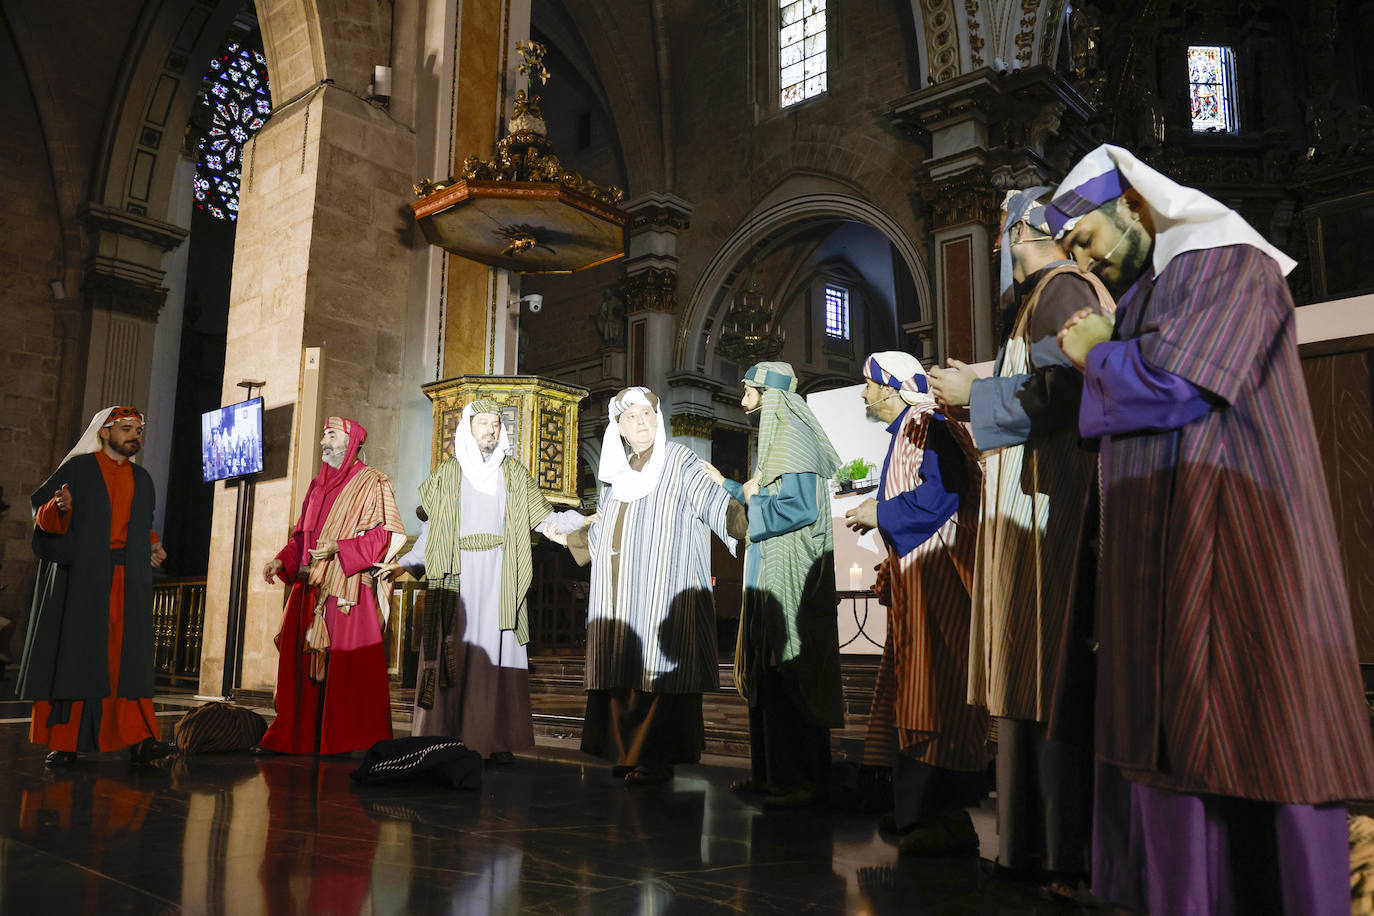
[479,444,497,458]
[321,447,345,469]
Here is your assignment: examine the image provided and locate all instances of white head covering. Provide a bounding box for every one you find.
[61,406,143,468]
[863,352,936,410]
[1049,144,1297,277]
[598,387,668,502]
[453,400,511,496]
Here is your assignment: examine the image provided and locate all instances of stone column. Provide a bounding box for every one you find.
[664,370,722,460]
[618,193,692,403]
[199,83,417,695]
[75,203,187,421]
[886,67,1092,362]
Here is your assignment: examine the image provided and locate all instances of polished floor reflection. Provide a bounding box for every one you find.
[0,701,1079,915]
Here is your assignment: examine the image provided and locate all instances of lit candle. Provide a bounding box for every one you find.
[849,563,862,590]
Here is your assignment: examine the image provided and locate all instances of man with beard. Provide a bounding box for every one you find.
[20,406,173,766]
[1052,144,1374,915]
[927,188,1114,885]
[844,354,990,856]
[259,417,406,754]
[379,399,587,762]
[703,361,843,808]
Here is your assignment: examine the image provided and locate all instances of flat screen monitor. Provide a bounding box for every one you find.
[201,397,264,483]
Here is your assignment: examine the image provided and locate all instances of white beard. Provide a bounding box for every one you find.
[321,445,346,468]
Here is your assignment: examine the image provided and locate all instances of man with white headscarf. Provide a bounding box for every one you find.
[20,406,173,766]
[844,354,990,856]
[702,361,843,809]
[391,399,586,761]
[567,387,743,785]
[1050,144,1374,915]
[928,188,1116,883]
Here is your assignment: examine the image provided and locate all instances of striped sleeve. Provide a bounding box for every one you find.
[1136,245,1280,405]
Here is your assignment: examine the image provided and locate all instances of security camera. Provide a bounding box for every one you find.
[525,293,542,313]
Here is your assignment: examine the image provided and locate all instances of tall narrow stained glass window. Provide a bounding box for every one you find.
[1187,45,1237,134]
[780,0,826,108]
[824,284,849,339]
[194,42,272,221]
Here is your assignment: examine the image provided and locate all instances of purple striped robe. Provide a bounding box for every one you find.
[1090,244,1374,804]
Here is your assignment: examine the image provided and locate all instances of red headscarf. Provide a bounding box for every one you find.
[302,417,367,541]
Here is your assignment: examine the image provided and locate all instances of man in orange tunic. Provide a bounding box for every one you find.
[20,406,172,766]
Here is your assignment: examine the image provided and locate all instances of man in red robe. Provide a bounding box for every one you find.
[259,417,405,754]
[21,406,173,766]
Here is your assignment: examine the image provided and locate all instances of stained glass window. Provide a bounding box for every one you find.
[824,284,849,339]
[194,41,271,221]
[780,0,826,108]
[1188,45,1237,134]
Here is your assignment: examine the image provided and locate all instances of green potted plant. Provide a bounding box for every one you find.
[833,457,874,493]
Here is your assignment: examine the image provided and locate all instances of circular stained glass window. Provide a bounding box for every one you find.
[194,42,271,221]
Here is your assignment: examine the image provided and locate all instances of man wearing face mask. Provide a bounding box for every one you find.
[701,361,843,809]
[566,387,744,785]
[259,417,407,754]
[927,188,1115,885]
[381,400,588,762]
[1052,145,1374,915]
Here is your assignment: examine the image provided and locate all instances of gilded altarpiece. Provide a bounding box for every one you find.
[422,375,588,506]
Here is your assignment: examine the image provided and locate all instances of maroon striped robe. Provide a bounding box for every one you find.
[1095,244,1374,803]
[864,405,991,772]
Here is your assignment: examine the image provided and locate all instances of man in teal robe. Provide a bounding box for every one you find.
[706,361,843,808]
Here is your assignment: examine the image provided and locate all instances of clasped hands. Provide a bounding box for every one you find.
[701,462,761,503]
[1056,309,1114,371]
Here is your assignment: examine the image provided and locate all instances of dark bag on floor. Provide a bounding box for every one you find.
[173,702,268,755]
[350,737,483,789]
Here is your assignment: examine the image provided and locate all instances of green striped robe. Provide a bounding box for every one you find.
[418,457,552,645]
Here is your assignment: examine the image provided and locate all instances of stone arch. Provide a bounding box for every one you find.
[676,185,933,373]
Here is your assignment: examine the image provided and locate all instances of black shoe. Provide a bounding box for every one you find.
[129,738,175,766]
[624,765,673,786]
[762,786,821,810]
[486,751,517,766]
[878,811,917,834]
[45,750,78,767]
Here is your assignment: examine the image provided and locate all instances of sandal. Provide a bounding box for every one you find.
[1039,880,1105,907]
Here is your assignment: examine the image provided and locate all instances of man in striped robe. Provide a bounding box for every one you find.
[1052,144,1374,915]
[928,188,1115,881]
[845,353,991,856]
[386,399,586,761]
[568,388,744,785]
[260,417,406,754]
[703,361,844,809]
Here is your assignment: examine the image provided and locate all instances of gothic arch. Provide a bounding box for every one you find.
[676,185,933,372]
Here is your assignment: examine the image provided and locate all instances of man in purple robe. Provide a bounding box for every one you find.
[1052,143,1374,915]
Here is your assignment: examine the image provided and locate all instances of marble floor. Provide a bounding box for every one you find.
[0,697,1096,915]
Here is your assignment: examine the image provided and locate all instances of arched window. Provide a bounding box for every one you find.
[193,41,271,221]
[780,1,826,108]
[1187,45,1237,134]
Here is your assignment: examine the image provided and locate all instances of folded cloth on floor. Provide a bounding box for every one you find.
[173,702,268,755]
[350,736,482,789]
